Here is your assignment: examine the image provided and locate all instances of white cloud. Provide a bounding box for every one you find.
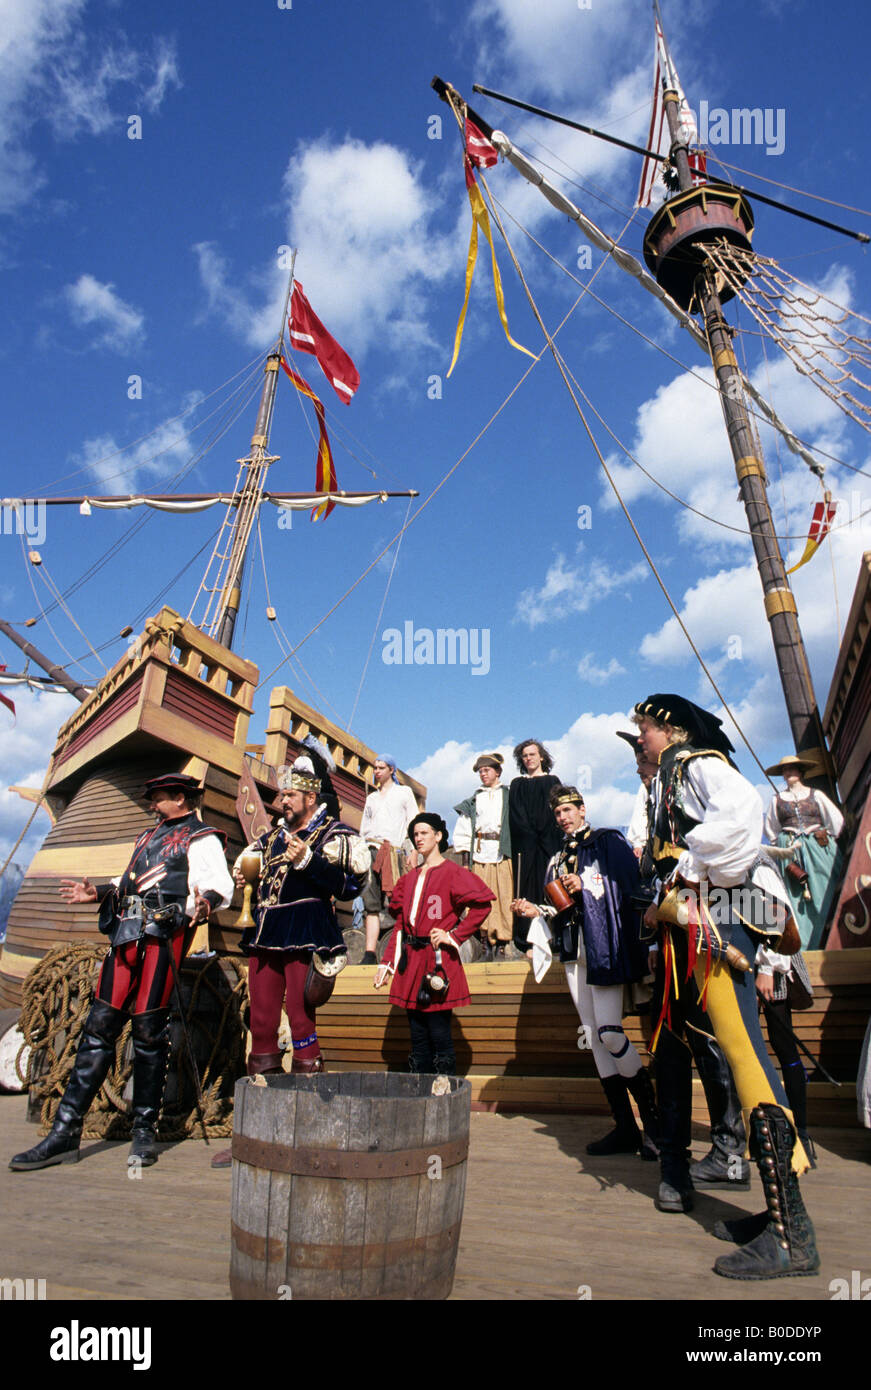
[196,137,455,361]
[576,653,626,684]
[0,3,180,213]
[470,0,648,104]
[64,274,145,348]
[0,686,78,867]
[515,550,648,627]
[72,397,202,493]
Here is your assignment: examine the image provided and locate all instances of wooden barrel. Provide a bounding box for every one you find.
[229,1071,471,1300]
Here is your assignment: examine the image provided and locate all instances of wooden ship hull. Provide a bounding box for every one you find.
[0,603,424,1010]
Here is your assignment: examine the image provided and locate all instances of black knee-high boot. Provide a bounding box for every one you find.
[10,999,126,1171]
[713,1104,819,1279]
[625,1066,659,1161]
[586,1074,640,1155]
[128,1008,170,1167]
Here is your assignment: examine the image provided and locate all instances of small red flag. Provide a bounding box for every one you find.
[288,283,360,405]
[464,118,498,170]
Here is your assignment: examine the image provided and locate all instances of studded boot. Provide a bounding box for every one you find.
[10,999,126,1171]
[128,1008,171,1168]
[713,1103,819,1279]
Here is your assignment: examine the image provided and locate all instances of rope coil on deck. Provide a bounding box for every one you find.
[18,942,249,1140]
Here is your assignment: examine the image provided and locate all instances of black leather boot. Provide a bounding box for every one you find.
[586,1075,640,1156]
[687,1023,750,1187]
[432,1050,457,1076]
[128,1008,170,1168]
[713,1104,820,1279]
[408,1049,434,1073]
[10,999,126,1171]
[626,1066,659,1160]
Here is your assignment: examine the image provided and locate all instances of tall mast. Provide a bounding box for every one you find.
[650,15,835,795]
[197,255,297,650]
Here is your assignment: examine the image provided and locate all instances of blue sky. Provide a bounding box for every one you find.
[1,0,870,865]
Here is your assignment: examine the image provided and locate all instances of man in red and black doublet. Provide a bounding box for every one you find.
[379,814,494,1073]
[9,773,232,1172]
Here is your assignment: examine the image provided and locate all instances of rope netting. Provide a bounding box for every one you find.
[18,943,248,1140]
[700,241,871,432]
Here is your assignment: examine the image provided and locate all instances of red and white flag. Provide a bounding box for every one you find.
[288,282,360,405]
[786,498,838,574]
[464,118,498,170]
[636,9,702,209]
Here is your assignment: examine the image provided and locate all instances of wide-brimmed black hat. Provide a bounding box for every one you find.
[144,772,203,799]
[408,812,449,850]
[634,694,735,758]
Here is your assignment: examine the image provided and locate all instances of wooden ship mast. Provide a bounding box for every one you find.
[0,271,423,1010]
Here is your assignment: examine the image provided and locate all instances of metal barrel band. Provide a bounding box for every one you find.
[230,1219,460,1271]
[230,1132,469,1178]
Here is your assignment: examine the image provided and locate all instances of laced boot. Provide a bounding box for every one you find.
[10,999,126,1171]
[128,1009,170,1168]
[586,1075,641,1156]
[713,1104,820,1280]
[626,1066,659,1161]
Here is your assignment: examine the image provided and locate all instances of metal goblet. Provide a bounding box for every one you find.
[236,852,262,929]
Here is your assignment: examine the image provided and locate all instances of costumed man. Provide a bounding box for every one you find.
[453,752,513,957]
[374,813,494,1073]
[512,786,658,1159]
[508,739,563,956]
[619,729,751,1196]
[763,753,845,950]
[634,693,818,1280]
[359,754,419,965]
[10,772,233,1172]
[236,754,368,1076]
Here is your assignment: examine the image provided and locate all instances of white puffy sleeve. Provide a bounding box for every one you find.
[764,795,783,843]
[627,785,649,850]
[186,835,235,915]
[453,814,472,855]
[814,791,845,837]
[676,758,764,887]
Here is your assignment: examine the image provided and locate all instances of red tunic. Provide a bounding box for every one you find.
[384,860,495,1011]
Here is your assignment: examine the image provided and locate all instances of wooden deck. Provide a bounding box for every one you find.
[3,1092,868,1302]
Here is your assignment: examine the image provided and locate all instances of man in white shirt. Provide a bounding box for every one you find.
[10,772,234,1171]
[359,755,418,965]
[453,752,513,955]
[634,692,818,1280]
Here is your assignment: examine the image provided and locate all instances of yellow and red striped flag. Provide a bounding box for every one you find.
[279,358,338,521]
[447,119,535,378]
